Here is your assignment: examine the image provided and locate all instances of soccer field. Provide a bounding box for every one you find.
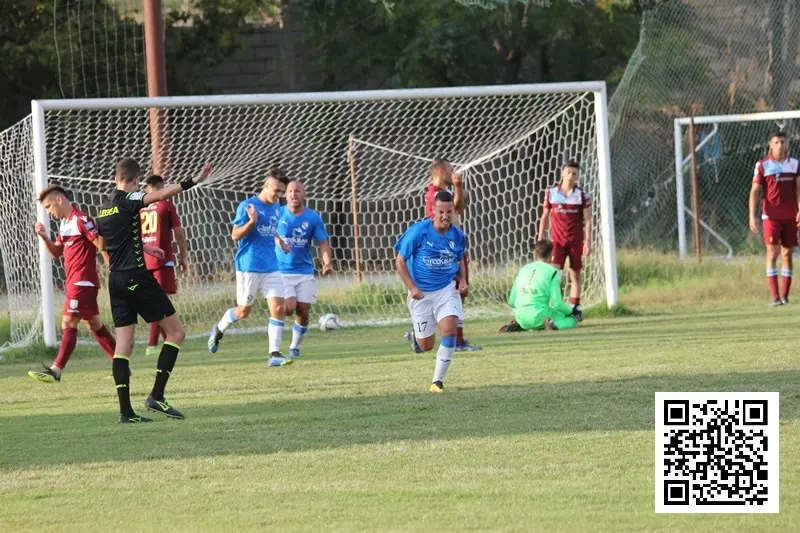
[1,301,798,532]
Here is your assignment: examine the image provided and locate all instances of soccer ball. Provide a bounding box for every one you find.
[318,313,341,332]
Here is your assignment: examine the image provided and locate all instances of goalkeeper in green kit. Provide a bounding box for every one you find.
[501,240,581,332]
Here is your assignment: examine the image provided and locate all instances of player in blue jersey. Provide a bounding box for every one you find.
[208,167,292,367]
[394,190,468,393]
[275,181,333,358]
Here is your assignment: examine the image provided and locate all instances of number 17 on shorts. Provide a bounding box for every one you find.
[655,392,779,513]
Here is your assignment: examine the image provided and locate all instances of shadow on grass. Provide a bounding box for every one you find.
[2,370,798,469]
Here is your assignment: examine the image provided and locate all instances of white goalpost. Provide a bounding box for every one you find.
[1,82,618,349]
[674,110,800,259]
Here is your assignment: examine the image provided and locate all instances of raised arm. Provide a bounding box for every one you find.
[451,173,468,215]
[232,204,258,242]
[142,163,214,207]
[35,223,63,258]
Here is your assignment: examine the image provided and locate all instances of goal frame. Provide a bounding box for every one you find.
[32,81,619,346]
[674,109,800,259]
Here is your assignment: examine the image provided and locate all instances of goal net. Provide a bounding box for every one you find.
[0,84,616,348]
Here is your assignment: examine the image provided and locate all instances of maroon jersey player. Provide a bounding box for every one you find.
[141,175,188,356]
[538,161,591,316]
[28,185,116,383]
[748,131,800,305]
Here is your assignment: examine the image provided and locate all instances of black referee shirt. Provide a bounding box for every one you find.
[96,190,147,272]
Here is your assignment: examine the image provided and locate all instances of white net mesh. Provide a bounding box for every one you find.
[54,0,147,99]
[0,118,39,347]
[0,86,608,345]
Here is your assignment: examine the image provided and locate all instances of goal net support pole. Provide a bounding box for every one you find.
[17,82,618,348]
[31,101,58,347]
[595,86,619,309]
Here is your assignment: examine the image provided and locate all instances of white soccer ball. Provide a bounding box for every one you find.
[318,313,341,332]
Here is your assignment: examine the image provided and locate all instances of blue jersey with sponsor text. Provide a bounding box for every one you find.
[232,195,281,273]
[276,206,329,275]
[394,218,467,292]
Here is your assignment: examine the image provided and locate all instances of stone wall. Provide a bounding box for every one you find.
[194,25,320,95]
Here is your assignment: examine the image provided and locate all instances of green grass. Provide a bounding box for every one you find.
[1,300,799,531]
[0,253,794,531]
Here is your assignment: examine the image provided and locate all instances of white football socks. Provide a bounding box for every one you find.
[290,322,308,350]
[217,308,238,333]
[268,318,284,354]
[433,336,456,383]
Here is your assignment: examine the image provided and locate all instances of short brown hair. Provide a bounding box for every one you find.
[534,240,553,260]
[430,158,451,176]
[563,160,580,170]
[145,175,164,188]
[267,166,289,184]
[116,157,142,183]
[38,185,67,203]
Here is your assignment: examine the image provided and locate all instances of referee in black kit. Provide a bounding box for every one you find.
[96,157,213,423]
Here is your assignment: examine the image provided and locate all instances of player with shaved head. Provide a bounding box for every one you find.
[274,180,332,358]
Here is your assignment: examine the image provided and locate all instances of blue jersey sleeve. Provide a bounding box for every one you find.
[232,201,249,227]
[312,213,329,243]
[394,222,422,260]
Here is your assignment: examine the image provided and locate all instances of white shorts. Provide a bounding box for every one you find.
[407,281,463,339]
[282,274,317,304]
[236,271,284,307]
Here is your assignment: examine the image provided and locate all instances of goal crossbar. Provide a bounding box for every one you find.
[33,82,608,111]
[23,81,618,348]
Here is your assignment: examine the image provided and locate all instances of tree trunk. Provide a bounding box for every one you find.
[279,0,298,92]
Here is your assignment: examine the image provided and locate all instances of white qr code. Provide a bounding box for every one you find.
[655,392,779,513]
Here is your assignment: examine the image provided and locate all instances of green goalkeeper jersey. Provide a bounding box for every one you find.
[508,260,573,315]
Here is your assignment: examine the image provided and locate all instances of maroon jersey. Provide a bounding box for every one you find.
[753,155,800,221]
[56,207,100,289]
[139,199,181,270]
[544,185,591,245]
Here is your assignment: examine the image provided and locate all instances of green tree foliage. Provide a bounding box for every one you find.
[0,0,266,129]
[164,0,278,95]
[300,0,641,90]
